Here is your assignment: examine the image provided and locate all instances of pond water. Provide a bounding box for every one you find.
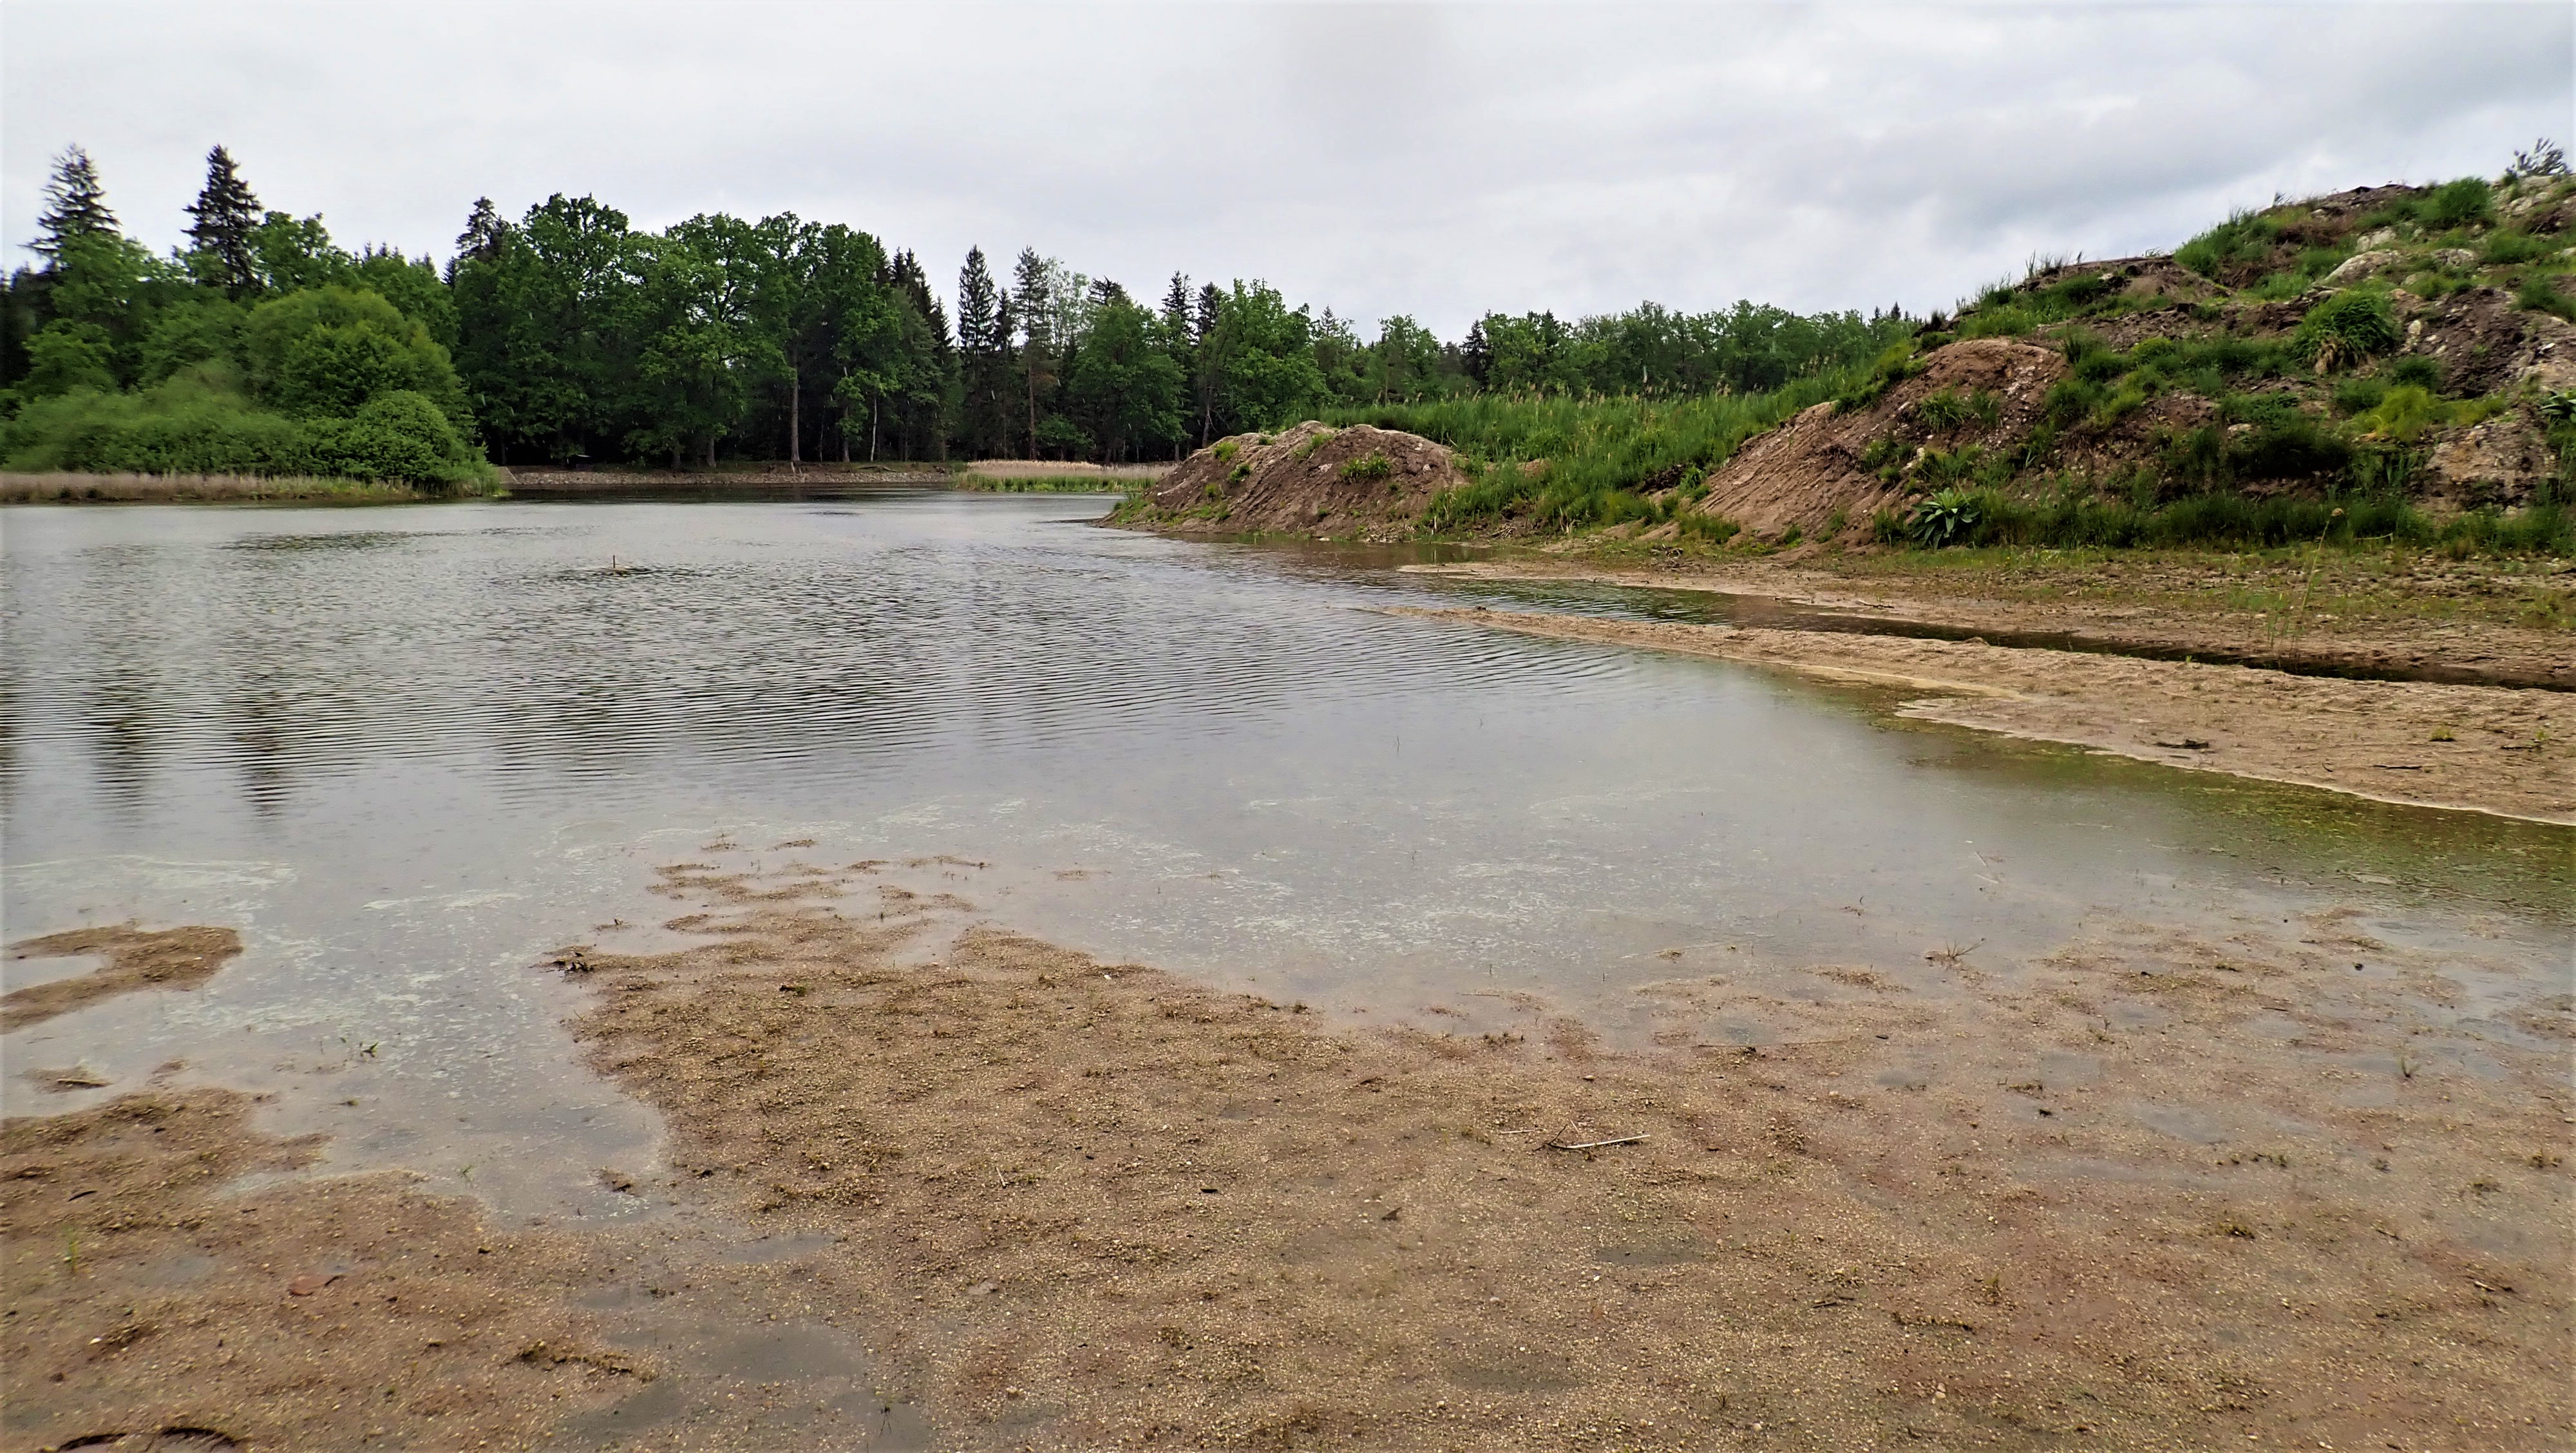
[3,490,2567,1220]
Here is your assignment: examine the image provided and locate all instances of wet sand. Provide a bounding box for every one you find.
[1384,607,2576,825]
[1403,552,2576,692]
[13,865,2565,1450]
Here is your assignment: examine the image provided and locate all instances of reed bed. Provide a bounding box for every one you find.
[958,459,1168,493]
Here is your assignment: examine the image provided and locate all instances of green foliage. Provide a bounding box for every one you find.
[1908,488,1982,547]
[1956,304,2034,339]
[243,285,466,421]
[2515,274,2576,322]
[2,370,485,488]
[21,321,117,397]
[2481,229,2555,267]
[1340,370,1852,533]
[1832,341,1924,412]
[2420,178,2495,231]
[1339,450,1393,482]
[1915,388,1970,432]
[2354,385,2443,444]
[1891,484,2562,556]
[137,294,245,386]
[2291,290,2399,370]
[2176,208,2281,281]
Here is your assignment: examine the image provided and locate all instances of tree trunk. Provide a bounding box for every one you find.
[789,365,802,464]
[870,393,880,462]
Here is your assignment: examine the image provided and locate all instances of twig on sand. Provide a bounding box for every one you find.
[1547,1134,1649,1152]
[1925,939,1985,967]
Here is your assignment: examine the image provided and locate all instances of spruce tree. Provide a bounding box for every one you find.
[32,146,117,263]
[184,145,265,296]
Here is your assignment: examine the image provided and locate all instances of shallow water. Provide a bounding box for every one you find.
[3,491,2566,1221]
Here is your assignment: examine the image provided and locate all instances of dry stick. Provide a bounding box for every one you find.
[1547,1134,1649,1152]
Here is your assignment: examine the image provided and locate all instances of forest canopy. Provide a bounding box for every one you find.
[1,144,1910,479]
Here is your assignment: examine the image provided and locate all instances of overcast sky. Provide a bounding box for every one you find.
[5,2,2567,336]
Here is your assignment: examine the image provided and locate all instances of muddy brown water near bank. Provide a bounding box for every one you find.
[8,869,2566,1450]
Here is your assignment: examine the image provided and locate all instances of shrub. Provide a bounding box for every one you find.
[2420,177,2495,231]
[2292,291,2400,370]
[1338,450,1393,482]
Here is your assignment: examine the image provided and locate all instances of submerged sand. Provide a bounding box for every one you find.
[12,867,2566,1451]
[1383,606,2576,824]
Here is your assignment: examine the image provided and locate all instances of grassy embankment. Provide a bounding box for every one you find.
[1331,173,2576,559]
[1323,372,1855,540]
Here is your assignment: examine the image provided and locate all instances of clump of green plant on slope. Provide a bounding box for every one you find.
[1338,450,1393,482]
[2292,290,2401,372]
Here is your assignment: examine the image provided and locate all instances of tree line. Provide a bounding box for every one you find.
[1,145,1911,478]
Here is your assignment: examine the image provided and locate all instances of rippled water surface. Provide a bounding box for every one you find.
[4,491,2566,1214]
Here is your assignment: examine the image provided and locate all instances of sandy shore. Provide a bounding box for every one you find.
[1403,552,2576,692]
[1384,606,2576,824]
[10,862,2567,1450]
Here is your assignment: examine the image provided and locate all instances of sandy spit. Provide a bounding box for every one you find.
[1385,606,2576,824]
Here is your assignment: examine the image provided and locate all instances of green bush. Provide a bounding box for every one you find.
[2420,178,2496,231]
[2176,208,2281,280]
[1338,450,1393,482]
[2,375,486,488]
[2291,291,2400,370]
[244,285,468,422]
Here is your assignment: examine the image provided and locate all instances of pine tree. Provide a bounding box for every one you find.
[1161,274,1193,346]
[32,146,117,263]
[184,145,263,296]
[1012,247,1054,457]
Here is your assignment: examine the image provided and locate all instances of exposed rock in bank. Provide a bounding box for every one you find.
[1120,421,1465,540]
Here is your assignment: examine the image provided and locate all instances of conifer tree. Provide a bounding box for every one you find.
[32,146,117,263]
[184,145,264,296]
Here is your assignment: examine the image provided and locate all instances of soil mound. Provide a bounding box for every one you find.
[1689,339,2068,540]
[1122,421,1466,540]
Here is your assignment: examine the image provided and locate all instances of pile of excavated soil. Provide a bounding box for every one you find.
[1385,607,2575,823]
[1126,421,1466,540]
[1684,339,2068,542]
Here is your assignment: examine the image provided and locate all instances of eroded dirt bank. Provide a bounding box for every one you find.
[1405,552,2576,691]
[11,870,2569,1451]
[1383,606,2574,824]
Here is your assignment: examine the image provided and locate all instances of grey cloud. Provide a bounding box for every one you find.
[5,1,2566,336]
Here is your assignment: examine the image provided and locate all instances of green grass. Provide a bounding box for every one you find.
[1321,367,1858,532]
[1881,484,2571,556]
[954,473,1141,493]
